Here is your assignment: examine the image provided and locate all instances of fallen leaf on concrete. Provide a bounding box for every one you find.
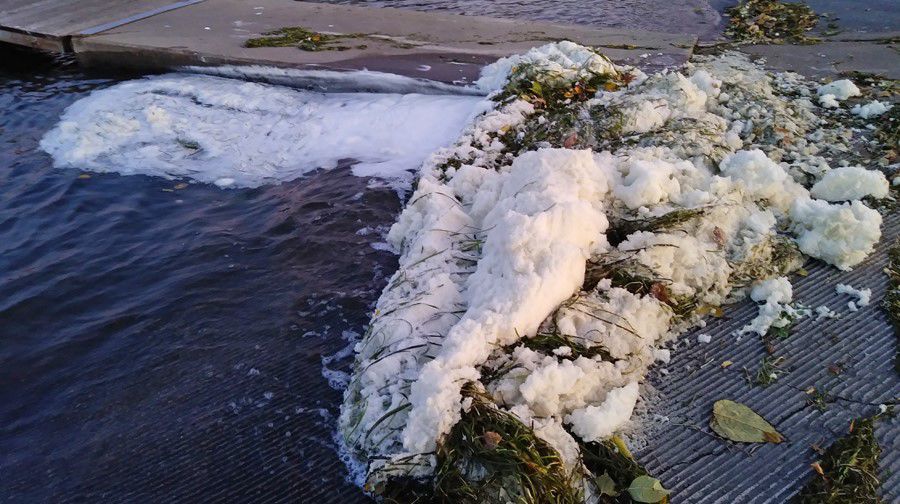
[627,475,670,503]
[710,399,784,443]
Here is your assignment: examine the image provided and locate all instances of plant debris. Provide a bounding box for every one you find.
[176,138,200,150]
[244,26,358,51]
[804,386,836,412]
[710,399,784,443]
[580,437,669,503]
[725,0,819,45]
[522,332,613,361]
[754,355,785,386]
[496,58,628,110]
[874,105,899,165]
[885,240,900,374]
[432,383,580,503]
[794,413,886,503]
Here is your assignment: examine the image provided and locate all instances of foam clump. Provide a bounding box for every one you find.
[340,43,891,500]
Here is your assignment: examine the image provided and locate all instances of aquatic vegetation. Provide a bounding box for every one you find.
[339,42,893,502]
[875,106,899,162]
[432,383,581,503]
[753,355,785,387]
[794,413,886,503]
[725,0,819,45]
[244,26,358,51]
[724,0,819,45]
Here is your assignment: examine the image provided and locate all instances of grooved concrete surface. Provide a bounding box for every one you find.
[637,212,899,503]
[741,36,900,80]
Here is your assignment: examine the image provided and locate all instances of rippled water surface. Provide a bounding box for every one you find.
[0,49,390,502]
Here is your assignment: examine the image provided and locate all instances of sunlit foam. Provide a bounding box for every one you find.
[41,73,487,189]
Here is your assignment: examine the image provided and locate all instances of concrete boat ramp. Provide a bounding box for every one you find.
[0,0,696,82]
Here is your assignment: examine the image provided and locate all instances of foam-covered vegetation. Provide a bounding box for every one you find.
[339,42,895,502]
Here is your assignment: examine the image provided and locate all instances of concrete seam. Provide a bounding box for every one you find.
[75,0,207,36]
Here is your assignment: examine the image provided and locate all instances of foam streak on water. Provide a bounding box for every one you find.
[40,73,486,189]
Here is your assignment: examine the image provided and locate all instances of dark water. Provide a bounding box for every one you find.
[0,47,391,502]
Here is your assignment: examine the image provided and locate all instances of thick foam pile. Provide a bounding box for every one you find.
[339,42,893,500]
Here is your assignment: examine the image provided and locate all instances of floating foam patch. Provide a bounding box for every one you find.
[41,73,486,189]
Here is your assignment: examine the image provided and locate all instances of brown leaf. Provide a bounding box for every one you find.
[563,132,578,149]
[811,461,825,477]
[650,282,672,304]
[482,431,502,450]
[712,226,726,247]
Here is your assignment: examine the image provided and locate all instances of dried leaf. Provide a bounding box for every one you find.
[627,475,670,503]
[596,472,618,496]
[721,360,733,368]
[811,461,825,477]
[173,182,188,190]
[563,132,578,148]
[481,430,502,450]
[712,226,726,247]
[78,173,91,179]
[698,304,725,318]
[710,399,784,443]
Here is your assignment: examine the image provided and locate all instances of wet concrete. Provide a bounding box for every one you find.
[69,0,697,82]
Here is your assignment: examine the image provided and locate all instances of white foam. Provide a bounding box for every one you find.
[184,65,485,96]
[41,73,486,189]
